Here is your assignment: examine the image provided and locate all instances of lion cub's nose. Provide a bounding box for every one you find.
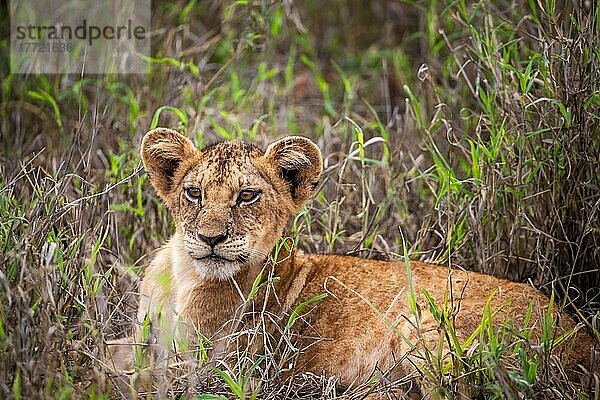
[197,232,228,247]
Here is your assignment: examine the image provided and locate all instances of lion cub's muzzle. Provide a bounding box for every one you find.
[197,232,228,248]
[183,231,249,263]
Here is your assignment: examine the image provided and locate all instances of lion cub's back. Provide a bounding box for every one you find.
[293,255,595,384]
[299,254,549,339]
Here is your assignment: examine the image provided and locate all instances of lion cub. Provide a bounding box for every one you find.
[115,128,597,394]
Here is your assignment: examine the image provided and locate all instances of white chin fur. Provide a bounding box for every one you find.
[172,249,240,280]
[194,257,241,280]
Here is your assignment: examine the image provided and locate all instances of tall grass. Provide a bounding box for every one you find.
[0,0,598,398]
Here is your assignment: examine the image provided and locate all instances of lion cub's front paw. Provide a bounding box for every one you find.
[105,336,136,373]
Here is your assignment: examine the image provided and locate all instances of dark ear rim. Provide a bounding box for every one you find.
[264,136,323,207]
[141,128,197,199]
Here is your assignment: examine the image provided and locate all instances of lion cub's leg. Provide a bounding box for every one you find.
[105,336,143,397]
[106,336,137,373]
[104,321,174,397]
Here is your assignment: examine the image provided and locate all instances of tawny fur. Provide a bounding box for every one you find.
[109,128,598,395]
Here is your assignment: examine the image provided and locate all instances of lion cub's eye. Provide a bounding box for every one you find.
[184,187,202,203]
[237,189,260,205]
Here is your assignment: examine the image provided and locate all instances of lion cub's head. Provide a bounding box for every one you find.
[141,128,323,280]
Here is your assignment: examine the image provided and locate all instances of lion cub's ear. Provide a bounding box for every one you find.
[264,136,323,209]
[141,128,197,199]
